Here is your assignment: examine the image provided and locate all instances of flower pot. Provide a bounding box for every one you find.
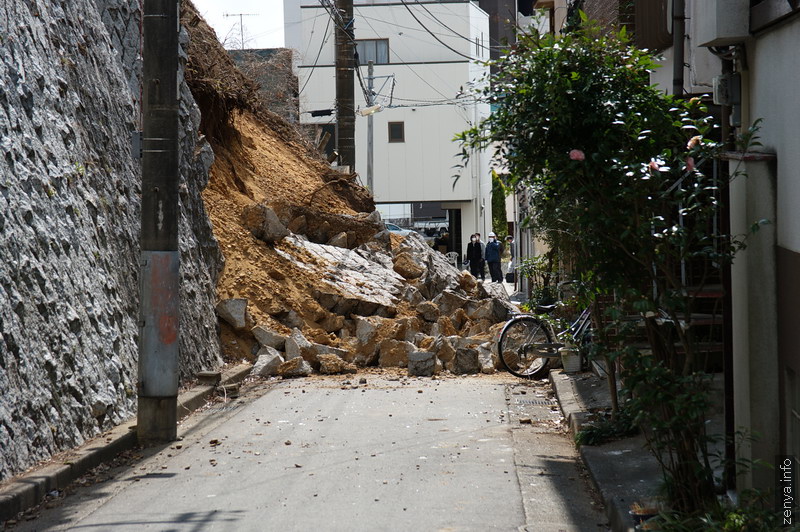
[559,347,581,373]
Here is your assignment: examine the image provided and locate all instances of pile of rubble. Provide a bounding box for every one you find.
[215,204,516,379]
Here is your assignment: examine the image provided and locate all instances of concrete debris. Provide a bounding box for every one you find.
[216,298,251,331]
[241,203,290,243]
[251,347,284,377]
[452,347,481,375]
[407,351,437,376]
[248,227,520,378]
[278,357,313,378]
[252,326,287,350]
[318,354,357,374]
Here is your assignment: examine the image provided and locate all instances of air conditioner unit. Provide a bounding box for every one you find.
[695,0,750,47]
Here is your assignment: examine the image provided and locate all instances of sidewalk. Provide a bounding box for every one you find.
[550,370,662,532]
[0,364,251,524]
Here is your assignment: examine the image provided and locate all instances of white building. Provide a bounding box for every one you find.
[284,0,494,257]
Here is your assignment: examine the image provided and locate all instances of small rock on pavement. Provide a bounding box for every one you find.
[278,357,313,378]
[251,347,284,377]
[318,354,357,375]
[216,298,250,330]
[252,325,287,350]
[407,351,437,377]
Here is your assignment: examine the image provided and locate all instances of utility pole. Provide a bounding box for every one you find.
[224,12,257,50]
[366,60,374,191]
[672,0,685,97]
[138,0,181,445]
[334,0,355,170]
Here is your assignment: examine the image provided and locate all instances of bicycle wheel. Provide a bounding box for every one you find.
[498,316,554,379]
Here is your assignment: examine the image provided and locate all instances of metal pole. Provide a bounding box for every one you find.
[367,60,374,191]
[334,0,355,170]
[672,0,685,97]
[138,0,181,445]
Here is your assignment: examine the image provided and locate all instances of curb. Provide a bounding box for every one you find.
[0,363,252,524]
[549,370,637,532]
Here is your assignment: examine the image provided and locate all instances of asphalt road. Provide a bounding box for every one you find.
[14,372,607,532]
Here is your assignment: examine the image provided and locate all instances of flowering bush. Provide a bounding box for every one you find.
[456,18,752,514]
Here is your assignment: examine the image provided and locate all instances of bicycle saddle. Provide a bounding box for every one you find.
[534,304,557,313]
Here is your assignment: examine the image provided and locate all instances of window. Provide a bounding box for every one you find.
[388,122,404,143]
[355,39,389,65]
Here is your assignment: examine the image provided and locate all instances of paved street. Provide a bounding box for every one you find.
[15,372,606,532]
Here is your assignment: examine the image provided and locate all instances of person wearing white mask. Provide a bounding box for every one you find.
[485,232,503,283]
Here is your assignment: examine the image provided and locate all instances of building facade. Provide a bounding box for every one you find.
[284,0,495,257]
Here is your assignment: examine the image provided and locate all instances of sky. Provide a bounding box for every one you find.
[191,0,286,49]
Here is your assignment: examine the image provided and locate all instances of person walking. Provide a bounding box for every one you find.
[485,232,503,283]
[505,234,515,283]
[465,233,485,281]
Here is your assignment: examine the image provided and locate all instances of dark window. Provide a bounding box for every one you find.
[388,122,404,143]
[355,39,389,65]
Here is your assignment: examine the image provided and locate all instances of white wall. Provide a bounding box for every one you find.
[285,0,493,238]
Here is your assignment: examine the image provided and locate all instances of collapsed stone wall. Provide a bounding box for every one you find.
[0,0,221,481]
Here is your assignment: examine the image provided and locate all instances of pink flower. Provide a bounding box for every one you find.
[569,149,585,161]
[648,160,660,172]
[685,156,695,172]
[686,135,702,149]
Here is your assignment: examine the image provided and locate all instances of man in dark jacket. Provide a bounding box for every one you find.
[485,232,503,283]
[465,233,485,281]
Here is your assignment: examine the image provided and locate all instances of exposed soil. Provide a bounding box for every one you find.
[183,2,379,364]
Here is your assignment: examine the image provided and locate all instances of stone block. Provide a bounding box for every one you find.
[417,301,440,322]
[318,354,358,375]
[327,231,349,248]
[285,328,313,360]
[378,339,414,367]
[278,357,313,378]
[408,351,437,377]
[477,342,497,374]
[452,347,481,375]
[251,347,284,377]
[216,298,250,330]
[393,251,426,280]
[252,325,287,350]
[241,203,290,243]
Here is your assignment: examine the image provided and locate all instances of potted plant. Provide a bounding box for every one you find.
[559,342,581,373]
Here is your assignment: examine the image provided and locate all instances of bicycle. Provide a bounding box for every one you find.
[498,286,593,379]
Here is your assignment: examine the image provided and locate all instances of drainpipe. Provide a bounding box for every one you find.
[672,0,685,97]
[719,55,736,492]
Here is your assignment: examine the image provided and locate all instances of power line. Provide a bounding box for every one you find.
[358,9,455,103]
[299,14,332,95]
[413,1,496,52]
[398,0,474,61]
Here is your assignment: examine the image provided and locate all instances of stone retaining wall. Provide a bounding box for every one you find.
[0,0,221,481]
